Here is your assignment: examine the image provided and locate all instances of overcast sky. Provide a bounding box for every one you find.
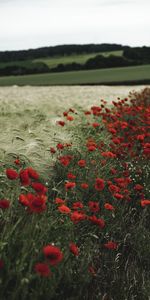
[0,0,150,51]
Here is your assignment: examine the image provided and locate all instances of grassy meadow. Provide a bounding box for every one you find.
[0,86,150,300]
[0,64,150,86]
[33,50,123,68]
[0,50,123,70]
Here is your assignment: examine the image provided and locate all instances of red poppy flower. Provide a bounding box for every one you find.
[88,145,96,151]
[89,215,105,229]
[80,183,88,189]
[58,205,71,214]
[104,241,118,250]
[59,155,73,166]
[55,198,66,205]
[57,120,65,126]
[14,159,21,165]
[19,169,31,186]
[19,194,29,207]
[141,200,150,207]
[67,173,76,179]
[134,184,144,191]
[88,201,100,213]
[0,199,10,209]
[65,182,76,190]
[84,111,91,115]
[34,263,51,277]
[108,184,120,194]
[72,202,83,210]
[104,203,115,211]
[28,194,47,213]
[94,178,105,191]
[69,242,79,256]
[77,160,86,167]
[57,143,64,150]
[101,151,116,158]
[43,245,63,266]
[31,182,47,194]
[50,147,56,154]
[114,193,124,200]
[27,167,39,180]
[67,115,74,121]
[6,168,18,180]
[92,122,100,128]
[70,211,86,224]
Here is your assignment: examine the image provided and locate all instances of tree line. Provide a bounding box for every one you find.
[0,43,124,62]
[0,44,149,76]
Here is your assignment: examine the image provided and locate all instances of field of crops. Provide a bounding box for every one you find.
[33,50,123,68]
[0,86,150,300]
[0,64,150,86]
[0,50,123,70]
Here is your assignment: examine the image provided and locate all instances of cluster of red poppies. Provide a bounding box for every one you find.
[1,88,149,279]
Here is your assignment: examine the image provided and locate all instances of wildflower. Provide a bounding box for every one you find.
[70,211,86,224]
[65,182,76,190]
[92,122,100,128]
[28,194,47,213]
[67,173,76,179]
[69,242,79,256]
[31,182,47,194]
[114,193,124,200]
[57,143,64,150]
[57,121,65,126]
[55,198,66,205]
[43,245,63,266]
[34,263,51,277]
[88,145,96,152]
[80,183,88,189]
[6,168,18,180]
[136,134,145,141]
[101,151,116,158]
[19,169,31,186]
[134,184,144,191]
[84,111,91,115]
[50,147,56,154]
[0,199,10,209]
[88,201,100,213]
[58,205,71,214]
[72,202,83,210]
[108,184,120,194]
[141,200,150,207]
[14,159,21,165]
[89,215,105,229]
[77,160,86,167]
[110,168,117,175]
[94,178,105,191]
[67,115,74,121]
[104,241,118,250]
[59,155,72,166]
[27,167,39,180]
[19,194,29,207]
[108,128,117,134]
[104,203,115,211]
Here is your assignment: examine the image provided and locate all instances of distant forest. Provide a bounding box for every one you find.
[0,44,150,76]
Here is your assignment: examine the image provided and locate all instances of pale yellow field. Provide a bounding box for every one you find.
[0,85,149,173]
